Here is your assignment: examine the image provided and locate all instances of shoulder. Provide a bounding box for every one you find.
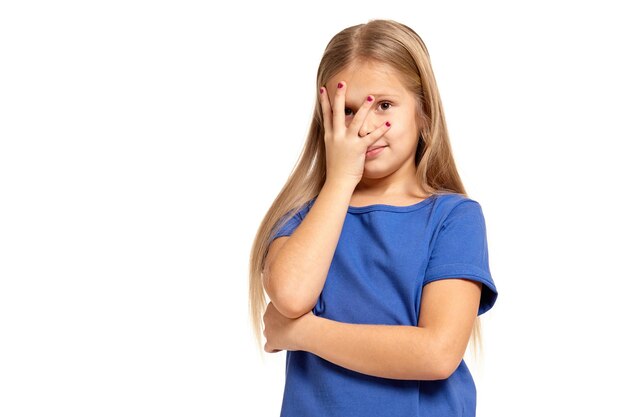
[430,192,484,224]
[432,191,480,208]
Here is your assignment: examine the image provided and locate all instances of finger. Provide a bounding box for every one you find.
[319,86,333,138]
[363,121,392,147]
[332,81,346,132]
[347,94,375,137]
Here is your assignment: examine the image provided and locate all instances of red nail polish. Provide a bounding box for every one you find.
[320,87,324,94]
[337,82,344,89]
[385,121,391,127]
[367,95,373,102]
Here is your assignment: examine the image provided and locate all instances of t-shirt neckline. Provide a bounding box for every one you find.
[347,194,436,214]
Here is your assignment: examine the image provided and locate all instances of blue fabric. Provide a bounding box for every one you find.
[269,192,498,417]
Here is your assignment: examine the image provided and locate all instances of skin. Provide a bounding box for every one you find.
[263,60,483,381]
[328,60,430,205]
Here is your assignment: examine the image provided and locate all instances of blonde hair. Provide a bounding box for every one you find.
[249,19,484,362]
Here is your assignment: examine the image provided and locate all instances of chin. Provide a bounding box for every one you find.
[362,167,393,179]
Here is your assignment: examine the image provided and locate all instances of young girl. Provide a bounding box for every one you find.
[249,19,498,417]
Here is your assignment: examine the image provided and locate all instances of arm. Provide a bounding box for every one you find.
[263,179,355,319]
[297,279,482,380]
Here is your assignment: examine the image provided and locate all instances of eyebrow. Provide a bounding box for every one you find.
[367,93,400,98]
[344,93,400,103]
[337,94,401,107]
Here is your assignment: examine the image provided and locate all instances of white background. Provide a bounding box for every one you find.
[1,1,624,416]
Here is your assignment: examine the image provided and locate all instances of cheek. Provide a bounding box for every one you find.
[386,124,418,150]
[391,114,418,138]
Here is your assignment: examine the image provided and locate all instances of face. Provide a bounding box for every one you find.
[325,60,423,182]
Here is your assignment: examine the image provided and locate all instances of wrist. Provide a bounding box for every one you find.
[295,313,322,352]
[323,177,358,197]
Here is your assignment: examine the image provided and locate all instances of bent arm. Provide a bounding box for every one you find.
[296,279,482,380]
[264,179,355,318]
[301,316,444,380]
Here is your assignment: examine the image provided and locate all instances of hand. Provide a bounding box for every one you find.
[319,81,392,186]
[263,301,313,353]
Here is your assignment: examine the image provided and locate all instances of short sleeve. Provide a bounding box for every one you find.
[424,200,498,315]
[269,199,314,242]
[270,211,303,241]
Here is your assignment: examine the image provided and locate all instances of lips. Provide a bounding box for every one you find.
[367,145,387,152]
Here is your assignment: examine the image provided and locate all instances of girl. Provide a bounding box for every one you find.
[249,19,498,417]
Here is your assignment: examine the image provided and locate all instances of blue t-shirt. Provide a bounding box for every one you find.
[269,192,498,417]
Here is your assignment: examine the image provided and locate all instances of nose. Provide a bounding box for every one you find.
[358,112,376,138]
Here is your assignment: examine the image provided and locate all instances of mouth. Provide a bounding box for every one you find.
[365,145,387,159]
[366,145,387,152]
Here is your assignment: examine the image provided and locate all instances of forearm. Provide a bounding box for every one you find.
[299,315,449,381]
[268,179,355,317]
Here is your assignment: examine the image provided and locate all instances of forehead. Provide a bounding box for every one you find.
[326,61,407,99]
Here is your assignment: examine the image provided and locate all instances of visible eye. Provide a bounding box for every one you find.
[344,101,392,117]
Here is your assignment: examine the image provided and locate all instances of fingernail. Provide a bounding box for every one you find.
[385,121,391,127]
[320,87,324,94]
[367,95,373,102]
[337,82,344,89]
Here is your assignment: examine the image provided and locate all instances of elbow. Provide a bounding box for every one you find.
[269,285,313,318]
[426,337,463,380]
[434,357,460,380]
[264,270,314,319]
[423,357,456,381]
[274,300,312,319]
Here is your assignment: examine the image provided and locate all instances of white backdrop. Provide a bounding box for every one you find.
[1,1,624,416]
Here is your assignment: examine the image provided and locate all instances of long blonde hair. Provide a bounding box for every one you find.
[249,19,484,362]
